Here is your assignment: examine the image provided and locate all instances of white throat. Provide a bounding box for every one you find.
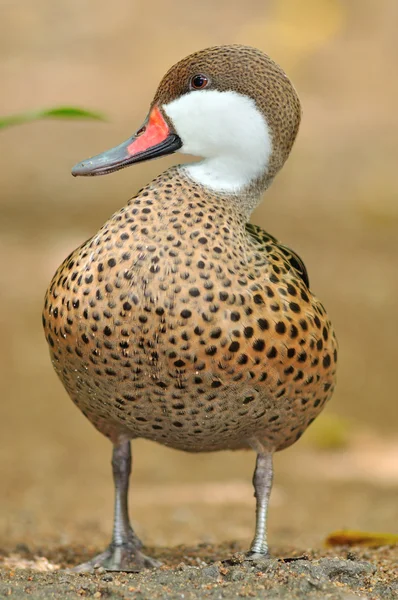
[163,90,272,194]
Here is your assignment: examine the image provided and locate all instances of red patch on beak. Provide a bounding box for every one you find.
[127,106,170,156]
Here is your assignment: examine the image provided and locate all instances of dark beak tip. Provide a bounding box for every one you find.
[71,163,81,177]
[71,161,89,177]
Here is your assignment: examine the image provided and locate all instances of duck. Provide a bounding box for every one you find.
[43,44,338,572]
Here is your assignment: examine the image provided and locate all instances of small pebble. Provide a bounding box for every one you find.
[202,564,220,579]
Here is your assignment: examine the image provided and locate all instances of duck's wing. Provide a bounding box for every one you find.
[245,222,310,288]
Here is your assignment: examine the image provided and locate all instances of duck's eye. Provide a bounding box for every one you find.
[190,74,209,90]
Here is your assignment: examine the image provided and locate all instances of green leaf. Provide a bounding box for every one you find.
[0,106,105,129]
[38,106,105,121]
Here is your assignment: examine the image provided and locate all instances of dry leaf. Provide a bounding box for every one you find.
[325,530,398,548]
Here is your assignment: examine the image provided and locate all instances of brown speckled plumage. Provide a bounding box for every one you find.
[43,45,337,571]
[43,167,336,451]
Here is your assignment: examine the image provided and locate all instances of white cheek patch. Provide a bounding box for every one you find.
[163,89,272,193]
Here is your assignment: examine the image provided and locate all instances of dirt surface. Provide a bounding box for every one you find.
[1,544,397,600]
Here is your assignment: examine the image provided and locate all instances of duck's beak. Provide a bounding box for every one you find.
[71,106,181,176]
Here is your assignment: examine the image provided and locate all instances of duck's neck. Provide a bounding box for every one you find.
[183,155,261,195]
[181,164,266,220]
[162,89,273,214]
[128,166,254,232]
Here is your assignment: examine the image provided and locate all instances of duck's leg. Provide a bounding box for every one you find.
[72,440,160,572]
[247,452,273,558]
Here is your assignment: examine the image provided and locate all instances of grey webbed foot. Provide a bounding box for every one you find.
[70,541,161,573]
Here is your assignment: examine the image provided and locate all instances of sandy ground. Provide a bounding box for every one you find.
[1,545,397,599]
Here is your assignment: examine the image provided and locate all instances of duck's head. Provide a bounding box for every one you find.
[72,45,301,198]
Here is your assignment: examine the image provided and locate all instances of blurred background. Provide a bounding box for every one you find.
[0,0,397,560]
